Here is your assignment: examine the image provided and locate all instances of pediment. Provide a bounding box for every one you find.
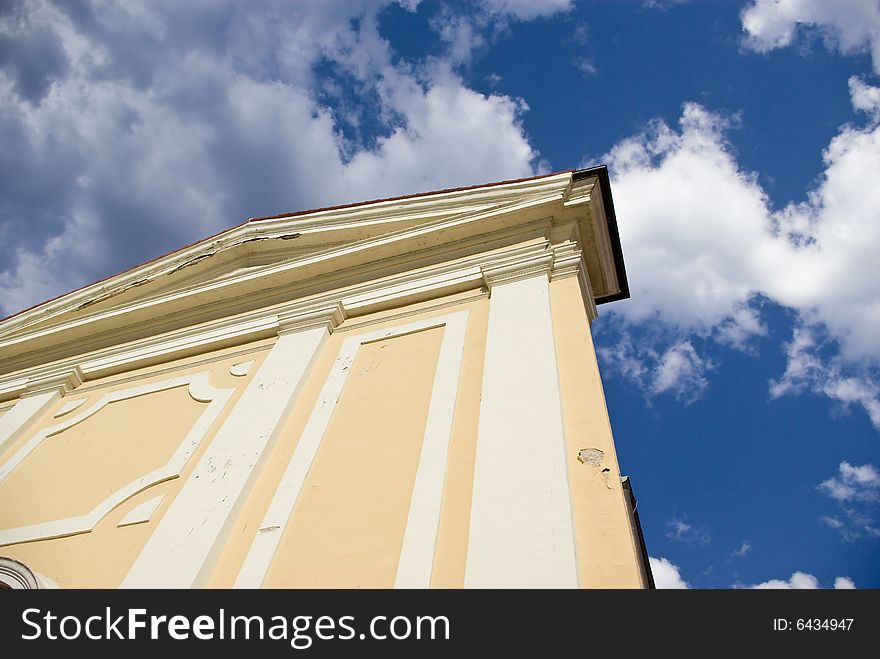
[0,169,627,382]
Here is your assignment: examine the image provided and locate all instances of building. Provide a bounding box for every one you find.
[0,167,652,588]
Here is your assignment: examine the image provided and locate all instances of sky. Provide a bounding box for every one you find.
[1,0,878,589]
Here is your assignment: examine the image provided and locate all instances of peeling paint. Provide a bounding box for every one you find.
[577,448,604,466]
[75,232,302,310]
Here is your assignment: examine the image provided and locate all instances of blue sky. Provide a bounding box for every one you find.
[1,0,878,589]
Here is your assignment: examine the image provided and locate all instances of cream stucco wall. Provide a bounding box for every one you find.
[0,338,273,587]
[0,172,646,589]
[0,278,647,588]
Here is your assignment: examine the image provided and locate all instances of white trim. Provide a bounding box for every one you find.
[229,360,254,377]
[0,172,573,342]
[0,556,40,589]
[464,274,578,588]
[395,312,468,588]
[0,237,594,404]
[122,314,336,588]
[0,372,233,547]
[234,310,469,588]
[54,398,87,418]
[0,391,58,458]
[118,495,165,528]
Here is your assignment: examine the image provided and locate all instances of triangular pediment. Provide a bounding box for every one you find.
[0,169,626,382]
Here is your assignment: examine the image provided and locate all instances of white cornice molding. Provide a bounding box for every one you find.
[0,173,575,341]
[481,251,554,289]
[22,366,84,398]
[0,195,561,362]
[0,237,594,402]
[551,242,598,321]
[277,303,346,335]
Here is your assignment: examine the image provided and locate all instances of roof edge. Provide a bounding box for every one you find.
[573,165,630,304]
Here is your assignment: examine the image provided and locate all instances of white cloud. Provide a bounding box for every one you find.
[731,541,752,558]
[750,571,856,589]
[649,556,690,589]
[643,0,691,9]
[817,461,880,541]
[573,56,598,77]
[482,0,573,21]
[599,77,880,427]
[741,0,880,73]
[834,576,856,589]
[850,75,880,121]
[665,516,711,546]
[650,341,714,402]
[818,462,880,503]
[0,1,540,317]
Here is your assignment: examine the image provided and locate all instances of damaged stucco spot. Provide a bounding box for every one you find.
[577,448,604,466]
[75,232,302,310]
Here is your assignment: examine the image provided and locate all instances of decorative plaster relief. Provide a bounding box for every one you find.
[118,496,166,528]
[0,371,234,547]
[53,398,87,418]
[234,310,469,589]
[229,360,255,377]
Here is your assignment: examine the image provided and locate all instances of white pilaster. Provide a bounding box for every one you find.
[464,267,578,588]
[122,305,343,588]
[0,393,57,458]
[234,312,468,589]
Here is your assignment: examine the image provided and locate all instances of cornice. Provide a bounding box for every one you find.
[0,173,574,340]
[22,366,84,398]
[0,194,561,360]
[277,304,346,335]
[0,237,592,402]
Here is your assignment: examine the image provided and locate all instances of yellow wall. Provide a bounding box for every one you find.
[268,327,443,587]
[0,337,273,588]
[1,280,646,589]
[549,276,645,588]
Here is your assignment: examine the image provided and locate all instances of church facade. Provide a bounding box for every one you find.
[0,167,652,588]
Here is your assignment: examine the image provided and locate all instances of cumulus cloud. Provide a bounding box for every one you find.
[819,462,880,503]
[834,576,856,589]
[750,571,856,589]
[481,0,573,21]
[741,0,880,73]
[665,517,711,546]
[817,461,880,541]
[731,541,752,559]
[649,556,689,589]
[597,77,880,426]
[0,1,540,317]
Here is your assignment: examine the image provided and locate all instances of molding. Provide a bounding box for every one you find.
[550,242,597,321]
[234,310,469,588]
[0,556,40,589]
[395,311,469,588]
[481,251,553,289]
[229,360,254,377]
[0,371,234,547]
[0,172,573,342]
[22,366,83,398]
[118,495,165,528]
[0,238,568,403]
[54,398,87,418]
[277,303,345,335]
[0,192,562,361]
[72,343,273,396]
